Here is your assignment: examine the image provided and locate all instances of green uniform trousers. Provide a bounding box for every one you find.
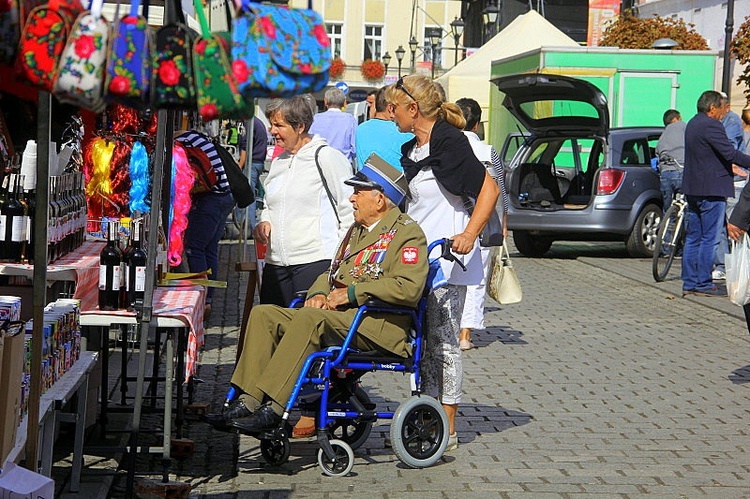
[230,304,411,407]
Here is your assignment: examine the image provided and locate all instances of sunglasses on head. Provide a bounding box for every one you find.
[396,76,418,104]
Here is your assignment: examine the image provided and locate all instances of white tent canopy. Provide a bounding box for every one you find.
[437,10,579,122]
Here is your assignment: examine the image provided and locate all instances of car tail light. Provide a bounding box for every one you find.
[597,169,625,195]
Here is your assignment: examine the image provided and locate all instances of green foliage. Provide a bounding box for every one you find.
[599,10,709,50]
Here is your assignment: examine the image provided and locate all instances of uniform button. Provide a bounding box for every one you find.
[338,274,344,279]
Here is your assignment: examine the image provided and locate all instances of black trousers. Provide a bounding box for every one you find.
[259,260,331,307]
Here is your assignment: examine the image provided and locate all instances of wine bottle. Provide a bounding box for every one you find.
[0,174,9,261]
[98,220,122,310]
[119,217,133,309]
[23,169,36,264]
[15,174,29,264]
[126,219,147,310]
[5,174,24,262]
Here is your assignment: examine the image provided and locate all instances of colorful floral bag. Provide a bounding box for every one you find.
[16,0,84,89]
[151,0,194,109]
[191,0,249,122]
[231,0,330,99]
[0,0,21,66]
[105,0,152,109]
[52,0,109,113]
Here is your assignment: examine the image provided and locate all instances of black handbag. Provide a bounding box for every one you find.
[214,142,255,209]
[151,0,196,109]
[462,195,504,247]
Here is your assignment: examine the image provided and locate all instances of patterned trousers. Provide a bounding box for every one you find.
[421,284,466,405]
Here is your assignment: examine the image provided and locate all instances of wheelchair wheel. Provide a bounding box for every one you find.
[317,439,354,477]
[260,437,290,466]
[390,395,449,469]
[328,386,373,450]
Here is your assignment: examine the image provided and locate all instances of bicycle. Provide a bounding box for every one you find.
[652,192,687,282]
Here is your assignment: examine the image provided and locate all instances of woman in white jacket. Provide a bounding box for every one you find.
[254,96,354,307]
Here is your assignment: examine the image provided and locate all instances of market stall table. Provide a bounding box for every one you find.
[79,286,206,438]
[0,240,102,312]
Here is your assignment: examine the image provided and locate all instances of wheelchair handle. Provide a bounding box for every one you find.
[428,238,467,271]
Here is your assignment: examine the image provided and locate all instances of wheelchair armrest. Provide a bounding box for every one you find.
[295,290,308,300]
[361,298,416,314]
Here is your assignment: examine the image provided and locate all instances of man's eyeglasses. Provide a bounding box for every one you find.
[396,76,418,104]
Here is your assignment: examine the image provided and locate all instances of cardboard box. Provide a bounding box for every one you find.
[0,462,54,498]
[0,323,25,466]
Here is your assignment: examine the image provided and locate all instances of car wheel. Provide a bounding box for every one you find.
[513,231,553,257]
[626,203,662,257]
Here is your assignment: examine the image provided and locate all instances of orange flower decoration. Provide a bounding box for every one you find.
[360,59,385,82]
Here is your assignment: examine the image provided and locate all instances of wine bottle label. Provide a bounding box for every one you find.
[135,266,146,292]
[125,264,130,291]
[99,264,107,291]
[119,263,126,288]
[25,216,32,242]
[0,215,6,240]
[11,215,25,242]
[112,265,121,291]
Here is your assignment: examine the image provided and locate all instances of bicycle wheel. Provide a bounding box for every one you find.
[652,203,682,282]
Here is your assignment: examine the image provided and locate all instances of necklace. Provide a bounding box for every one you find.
[415,122,435,148]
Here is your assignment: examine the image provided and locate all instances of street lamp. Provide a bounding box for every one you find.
[408,36,418,73]
[382,51,391,76]
[482,0,499,43]
[395,45,405,77]
[450,16,464,65]
[428,33,440,79]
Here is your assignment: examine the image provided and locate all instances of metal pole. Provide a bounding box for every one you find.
[431,43,436,79]
[25,90,51,472]
[454,35,459,66]
[722,0,735,97]
[397,60,402,78]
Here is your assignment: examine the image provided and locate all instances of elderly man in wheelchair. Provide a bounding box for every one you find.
[205,154,453,474]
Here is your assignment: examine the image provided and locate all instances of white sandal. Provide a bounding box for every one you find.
[459,339,474,350]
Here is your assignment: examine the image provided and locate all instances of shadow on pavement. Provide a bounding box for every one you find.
[729,364,750,384]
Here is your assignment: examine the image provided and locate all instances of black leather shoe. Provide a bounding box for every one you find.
[203,398,253,428]
[231,405,282,434]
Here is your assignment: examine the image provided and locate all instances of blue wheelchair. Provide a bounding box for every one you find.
[225,239,463,476]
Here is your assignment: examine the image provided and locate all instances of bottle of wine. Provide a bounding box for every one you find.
[126,219,147,310]
[99,220,122,310]
[4,174,24,262]
[0,174,10,261]
[23,169,35,264]
[15,174,29,264]
[47,176,59,263]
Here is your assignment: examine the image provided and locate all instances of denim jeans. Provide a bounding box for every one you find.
[682,195,726,291]
[185,192,236,303]
[660,170,683,212]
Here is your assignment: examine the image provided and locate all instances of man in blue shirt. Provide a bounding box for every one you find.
[309,87,357,163]
[355,86,413,171]
[682,90,750,296]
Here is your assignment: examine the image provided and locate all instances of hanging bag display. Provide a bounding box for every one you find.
[191,0,249,122]
[52,0,109,113]
[488,242,522,305]
[0,0,20,65]
[151,0,195,110]
[16,0,84,89]
[231,0,331,99]
[104,0,152,109]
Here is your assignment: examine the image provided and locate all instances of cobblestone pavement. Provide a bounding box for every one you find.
[59,238,750,497]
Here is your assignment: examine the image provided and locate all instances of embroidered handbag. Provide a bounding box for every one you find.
[0,0,20,65]
[104,0,152,109]
[192,0,249,122]
[52,0,109,113]
[16,0,84,89]
[151,0,194,110]
[231,0,331,99]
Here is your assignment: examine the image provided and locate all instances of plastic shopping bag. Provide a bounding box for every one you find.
[726,233,750,306]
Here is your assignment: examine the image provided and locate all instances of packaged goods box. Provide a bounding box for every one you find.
[0,322,26,466]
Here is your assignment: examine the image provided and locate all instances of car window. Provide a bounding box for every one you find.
[620,138,649,165]
[501,134,526,168]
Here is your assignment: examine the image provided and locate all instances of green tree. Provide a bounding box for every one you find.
[730,15,750,98]
[600,10,709,50]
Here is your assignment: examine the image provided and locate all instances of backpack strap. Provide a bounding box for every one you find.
[314,145,341,226]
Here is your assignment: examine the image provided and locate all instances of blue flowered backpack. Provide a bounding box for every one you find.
[231,0,331,99]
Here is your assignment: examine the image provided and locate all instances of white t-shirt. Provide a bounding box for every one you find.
[405,144,483,285]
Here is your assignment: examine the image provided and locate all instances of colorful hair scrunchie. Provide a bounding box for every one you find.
[167,144,195,267]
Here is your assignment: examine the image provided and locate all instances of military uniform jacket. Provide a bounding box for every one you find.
[308,207,428,309]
